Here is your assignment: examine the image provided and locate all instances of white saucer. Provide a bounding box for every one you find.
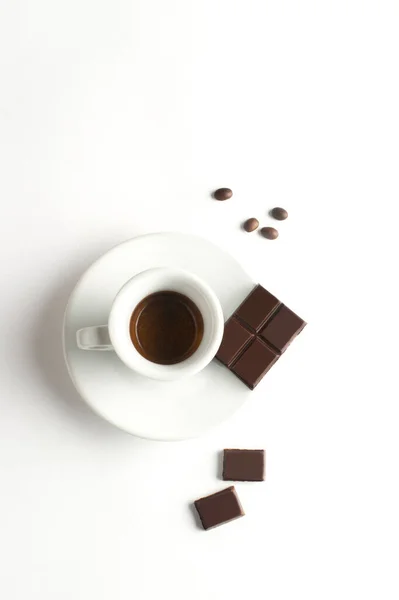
[63,233,254,441]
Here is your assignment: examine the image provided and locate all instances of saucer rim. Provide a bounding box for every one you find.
[63,232,254,441]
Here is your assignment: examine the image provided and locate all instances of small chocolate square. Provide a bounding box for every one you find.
[194,486,244,530]
[223,449,265,482]
[260,305,306,353]
[235,285,280,332]
[232,338,279,390]
[216,317,254,366]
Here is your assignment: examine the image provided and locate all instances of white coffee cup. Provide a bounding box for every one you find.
[76,267,224,381]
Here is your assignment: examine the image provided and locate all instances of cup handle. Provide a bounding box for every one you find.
[76,325,113,350]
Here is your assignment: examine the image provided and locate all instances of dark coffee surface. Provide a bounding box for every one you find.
[130,291,204,365]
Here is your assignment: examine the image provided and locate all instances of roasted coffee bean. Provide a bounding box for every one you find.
[260,227,279,240]
[270,207,288,221]
[214,188,233,201]
[243,218,259,232]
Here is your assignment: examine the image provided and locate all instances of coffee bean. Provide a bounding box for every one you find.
[260,227,279,240]
[243,218,259,232]
[214,188,233,201]
[270,207,288,221]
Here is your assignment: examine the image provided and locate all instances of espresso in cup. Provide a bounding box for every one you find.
[77,267,223,381]
[129,291,204,365]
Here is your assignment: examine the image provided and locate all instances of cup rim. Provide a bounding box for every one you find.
[108,267,224,380]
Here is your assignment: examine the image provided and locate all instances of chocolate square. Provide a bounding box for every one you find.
[232,338,279,390]
[215,317,254,366]
[215,285,306,390]
[223,449,265,482]
[235,285,280,332]
[260,305,306,353]
[194,486,244,530]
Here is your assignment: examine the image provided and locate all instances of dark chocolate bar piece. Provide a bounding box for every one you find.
[223,449,265,482]
[235,285,280,331]
[260,305,306,353]
[232,338,278,390]
[215,317,253,366]
[215,284,306,389]
[194,486,244,530]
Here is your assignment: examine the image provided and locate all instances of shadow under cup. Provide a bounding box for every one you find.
[129,290,204,365]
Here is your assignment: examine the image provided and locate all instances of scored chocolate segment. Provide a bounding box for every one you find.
[232,338,279,390]
[260,305,306,353]
[235,285,280,332]
[194,486,244,530]
[215,317,254,366]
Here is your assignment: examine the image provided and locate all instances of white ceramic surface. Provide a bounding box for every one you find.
[2,2,398,596]
[76,267,224,381]
[63,233,255,440]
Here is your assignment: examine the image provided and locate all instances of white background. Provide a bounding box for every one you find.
[0,1,398,598]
